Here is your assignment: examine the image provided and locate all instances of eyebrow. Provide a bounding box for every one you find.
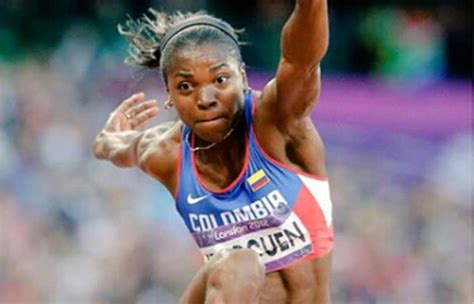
[173,63,231,79]
[209,62,230,72]
[174,71,193,79]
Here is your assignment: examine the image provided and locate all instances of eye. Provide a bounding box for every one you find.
[215,75,229,84]
[177,82,193,91]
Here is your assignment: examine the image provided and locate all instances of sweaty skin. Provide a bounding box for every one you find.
[93,0,331,302]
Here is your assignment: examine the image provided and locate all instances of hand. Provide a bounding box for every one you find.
[104,92,159,132]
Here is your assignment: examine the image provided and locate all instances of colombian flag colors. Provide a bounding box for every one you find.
[247,169,270,192]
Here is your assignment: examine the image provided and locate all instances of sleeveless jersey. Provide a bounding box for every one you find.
[175,90,334,272]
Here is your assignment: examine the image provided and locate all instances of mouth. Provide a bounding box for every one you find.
[195,116,227,124]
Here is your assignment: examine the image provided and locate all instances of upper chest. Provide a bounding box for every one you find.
[194,141,246,192]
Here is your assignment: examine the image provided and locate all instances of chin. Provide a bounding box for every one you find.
[194,122,232,142]
[194,128,228,143]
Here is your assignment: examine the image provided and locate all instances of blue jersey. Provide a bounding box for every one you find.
[175,90,334,272]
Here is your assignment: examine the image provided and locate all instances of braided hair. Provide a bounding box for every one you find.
[118,9,244,82]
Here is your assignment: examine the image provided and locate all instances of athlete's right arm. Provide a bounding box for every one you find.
[92,93,159,168]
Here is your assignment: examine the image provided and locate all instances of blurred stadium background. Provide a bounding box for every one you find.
[0,0,471,303]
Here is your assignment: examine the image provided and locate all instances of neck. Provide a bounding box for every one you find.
[193,116,246,160]
[191,115,246,191]
[187,124,235,152]
[188,108,245,152]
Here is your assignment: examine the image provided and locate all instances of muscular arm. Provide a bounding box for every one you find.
[92,92,159,168]
[94,120,180,190]
[265,0,329,123]
[93,129,143,167]
[254,0,329,175]
[281,0,329,68]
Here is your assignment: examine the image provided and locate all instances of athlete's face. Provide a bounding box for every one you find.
[166,43,247,142]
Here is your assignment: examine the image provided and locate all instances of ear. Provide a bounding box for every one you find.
[164,78,170,93]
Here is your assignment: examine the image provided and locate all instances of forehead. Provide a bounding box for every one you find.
[166,43,239,74]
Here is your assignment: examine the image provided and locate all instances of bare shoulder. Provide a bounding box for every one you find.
[253,82,327,176]
[252,81,286,153]
[138,120,182,187]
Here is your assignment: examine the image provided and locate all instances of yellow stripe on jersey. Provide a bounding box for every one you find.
[247,169,266,185]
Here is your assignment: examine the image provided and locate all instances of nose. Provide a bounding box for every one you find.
[197,85,218,110]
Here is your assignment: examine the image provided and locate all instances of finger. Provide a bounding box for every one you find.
[126,99,157,117]
[116,92,145,113]
[131,107,159,129]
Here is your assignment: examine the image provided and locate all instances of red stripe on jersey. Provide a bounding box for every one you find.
[293,186,334,258]
[250,176,269,192]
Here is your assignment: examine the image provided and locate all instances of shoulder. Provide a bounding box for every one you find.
[138,120,183,183]
[252,80,286,136]
[251,81,327,176]
[253,76,320,138]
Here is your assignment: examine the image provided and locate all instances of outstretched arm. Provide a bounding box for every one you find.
[268,0,329,123]
[281,0,329,69]
[93,93,159,167]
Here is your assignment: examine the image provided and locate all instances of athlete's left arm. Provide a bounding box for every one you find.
[266,0,329,128]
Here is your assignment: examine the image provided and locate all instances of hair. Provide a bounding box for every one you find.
[118,9,245,81]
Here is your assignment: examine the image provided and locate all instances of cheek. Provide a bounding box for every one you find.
[172,100,193,123]
[175,107,190,123]
[230,93,244,114]
[226,78,245,103]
